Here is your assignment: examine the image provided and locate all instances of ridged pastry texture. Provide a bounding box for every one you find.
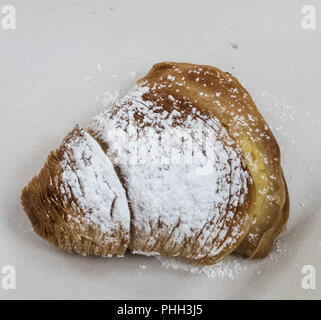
[90,84,252,265]
[21,127,130,256]
[21,62,289,265]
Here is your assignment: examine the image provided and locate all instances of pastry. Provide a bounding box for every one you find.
[21,62,289,265]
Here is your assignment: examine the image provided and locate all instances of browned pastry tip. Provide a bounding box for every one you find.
[21,126,130,257]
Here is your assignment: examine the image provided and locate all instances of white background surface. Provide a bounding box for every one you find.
[0,0,320,299]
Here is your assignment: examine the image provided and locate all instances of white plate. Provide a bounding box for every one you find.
[0,0,320,299]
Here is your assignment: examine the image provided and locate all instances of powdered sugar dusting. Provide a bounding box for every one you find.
[90,83,251,262]
[59,128,130,235]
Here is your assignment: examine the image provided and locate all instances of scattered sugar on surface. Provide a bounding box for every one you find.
[96,90,120,108]
[155,255,245,280]
[154,238,288,280]
[258,89,321,214]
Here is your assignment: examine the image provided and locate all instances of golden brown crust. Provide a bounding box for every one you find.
[139,62,289,258]
[21,62,289,263]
